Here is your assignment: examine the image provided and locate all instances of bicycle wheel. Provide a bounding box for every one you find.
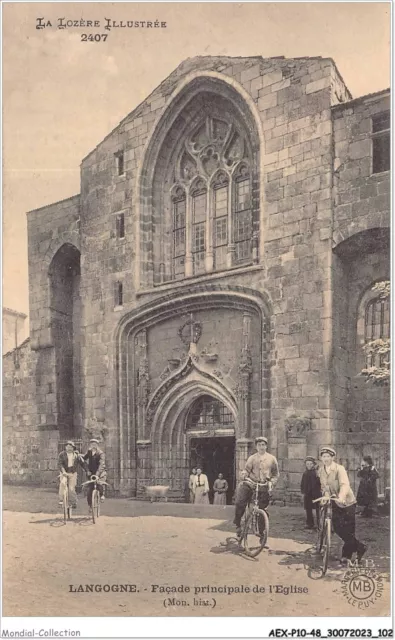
[92,489,100,524]
[321,517,331,575]
[63,485,69,523]
[243,509,269,558]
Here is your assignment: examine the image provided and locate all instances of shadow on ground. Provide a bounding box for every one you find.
[4,485,390,575]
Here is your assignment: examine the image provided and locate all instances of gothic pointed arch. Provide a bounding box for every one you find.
[137,73,263,288]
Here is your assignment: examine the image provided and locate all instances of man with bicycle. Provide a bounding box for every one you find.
[234,436,279,537]
[82,438,107,512]
[317,446,366,567]
[58,441,85,509]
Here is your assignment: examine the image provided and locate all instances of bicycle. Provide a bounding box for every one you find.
[81,475,109,524]
[58,473,74,523]
[313,495,337,575]
[237,478,270,558]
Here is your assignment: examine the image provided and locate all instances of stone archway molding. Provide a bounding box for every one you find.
[150,365,238,449]
[114,284,271,492]
[135,70,266,290]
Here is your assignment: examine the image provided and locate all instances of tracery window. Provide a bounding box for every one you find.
[234,164,252,264]
[364,296,390,367]
[170,115,255,280]
[213,172,229,271]
[191,180,207,275]
[187,395,234,430]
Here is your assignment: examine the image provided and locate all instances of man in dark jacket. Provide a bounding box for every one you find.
[301,456,321,529]
[82,439,107,511]
[58,441,85,509]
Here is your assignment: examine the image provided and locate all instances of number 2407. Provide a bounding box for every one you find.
[81,34,108,42]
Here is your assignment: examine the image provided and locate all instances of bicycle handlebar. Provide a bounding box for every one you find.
[242,477,271,488]
[312,495,338,503]
[81,476,109,487]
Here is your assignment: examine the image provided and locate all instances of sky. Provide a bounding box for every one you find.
[2,1,391,317]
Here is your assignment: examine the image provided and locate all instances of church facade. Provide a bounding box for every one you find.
[3,56,390,501]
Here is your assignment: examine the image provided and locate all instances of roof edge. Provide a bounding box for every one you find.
[3,336,31,358]
[26,194,80,216]
[3,307,27,318]
[332,87,390,110]
[80,55,347,163]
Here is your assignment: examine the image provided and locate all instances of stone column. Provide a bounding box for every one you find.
[237,313,252,438]
[136,329,150,441]
[136,440,152,498]
[235,438,253,483]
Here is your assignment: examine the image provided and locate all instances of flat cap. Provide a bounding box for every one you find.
[66,440,75,448]
[255,436,268,445]
[305,456,316,463]
[320,446,336,457]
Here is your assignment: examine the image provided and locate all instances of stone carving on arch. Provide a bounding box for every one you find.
[146,352,237,434]
[114,284,272,491]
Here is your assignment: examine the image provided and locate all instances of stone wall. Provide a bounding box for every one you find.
[6,55,389,499]
[332,90,390,247]
[331,90,390,490]
[3,340,59,484]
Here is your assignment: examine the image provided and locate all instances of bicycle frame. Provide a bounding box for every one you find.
[313,495,337,575]
[318,498,332,529]
[58,474,72,522]
[238,478,270,558]
[81,475,109,523]
[244,478,270,512]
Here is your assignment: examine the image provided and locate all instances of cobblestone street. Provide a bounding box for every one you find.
[2,486,390,618]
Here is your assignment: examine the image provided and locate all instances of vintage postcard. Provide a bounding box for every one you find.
[2,1,392,637]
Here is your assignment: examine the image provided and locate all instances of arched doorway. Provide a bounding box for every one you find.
[48,243,81,438]
[187,395,236,504]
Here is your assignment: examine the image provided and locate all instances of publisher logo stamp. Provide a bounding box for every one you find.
[341,561,384,609]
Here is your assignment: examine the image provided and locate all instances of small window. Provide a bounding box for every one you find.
[365,296,390,367]
[116,213,125,239]
[372,111,390,174]
[115,281,123,307]
[115,151,125,176]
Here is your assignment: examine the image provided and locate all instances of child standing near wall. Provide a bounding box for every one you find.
[357,456,379,518]
[301,456,321,529]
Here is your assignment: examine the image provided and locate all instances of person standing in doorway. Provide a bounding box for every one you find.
[213,473,228,506]
[300,456,321,529]
[317,446,366,567]
[192,467,210,505]
[188,468,197,503]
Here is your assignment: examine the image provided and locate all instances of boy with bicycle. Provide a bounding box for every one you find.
[233,436,279,537]
[82,438,107,512]
[317,446,366,567]
[58,441,85,509]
